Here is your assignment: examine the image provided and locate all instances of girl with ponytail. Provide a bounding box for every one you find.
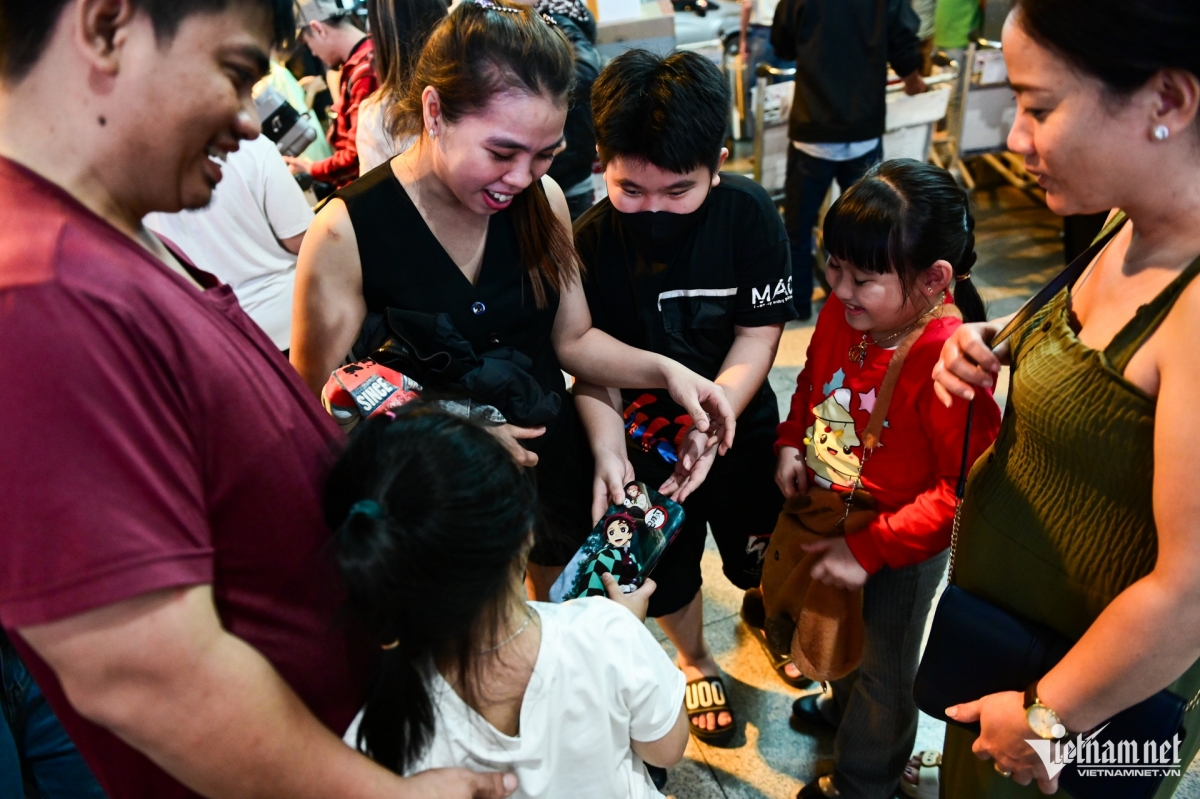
[330,407,688,797]
[293,0,734,598]
[768,159,1002,799]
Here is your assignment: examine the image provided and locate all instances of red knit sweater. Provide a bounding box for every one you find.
[776,294,1001,574]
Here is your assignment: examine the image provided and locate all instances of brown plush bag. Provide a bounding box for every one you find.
[747,304,962,682]
[758,487,877,680]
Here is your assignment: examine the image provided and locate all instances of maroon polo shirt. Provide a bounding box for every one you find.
[0,156,373,798]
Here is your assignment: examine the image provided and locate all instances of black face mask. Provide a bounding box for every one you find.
[614,191,711,250]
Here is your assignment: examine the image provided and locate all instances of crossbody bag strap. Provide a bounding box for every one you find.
[862,303,963,450]
[946,212,1128,581]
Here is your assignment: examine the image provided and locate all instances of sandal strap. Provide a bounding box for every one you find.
[684,677,729,715]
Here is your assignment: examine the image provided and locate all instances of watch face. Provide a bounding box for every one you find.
[1026,705,1065,740]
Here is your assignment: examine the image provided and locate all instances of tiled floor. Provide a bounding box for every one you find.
[647,184,1200,798]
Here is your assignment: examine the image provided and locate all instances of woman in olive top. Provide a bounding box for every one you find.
[932,1,1200,796]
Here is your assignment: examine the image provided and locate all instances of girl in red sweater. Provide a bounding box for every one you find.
[777,160,1002,799]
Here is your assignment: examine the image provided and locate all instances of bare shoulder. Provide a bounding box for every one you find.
[1140,265,1200,391]
[299,198,361,289]
[1159,269,1200,349]
[539,175,572,232]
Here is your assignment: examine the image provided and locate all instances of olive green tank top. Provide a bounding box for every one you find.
[944,214,1200,799]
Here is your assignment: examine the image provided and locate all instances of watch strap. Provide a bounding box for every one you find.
[1024,681,1039,710]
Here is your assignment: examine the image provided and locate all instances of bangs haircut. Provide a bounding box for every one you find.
[0,0,294,82]
[591,48,730,175]
[822,159,985,322]
[823,174,909,281]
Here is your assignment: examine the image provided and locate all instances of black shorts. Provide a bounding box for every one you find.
[527,402,596,567]
[628,396,784,617]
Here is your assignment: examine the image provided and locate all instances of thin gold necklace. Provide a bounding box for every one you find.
[848,303,942,367]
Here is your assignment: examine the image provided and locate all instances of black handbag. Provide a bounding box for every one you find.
[912,220,1193,799]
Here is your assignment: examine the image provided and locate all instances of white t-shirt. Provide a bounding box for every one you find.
[144,135,314,350]
[357,92,416,175]
[347,598,685,799]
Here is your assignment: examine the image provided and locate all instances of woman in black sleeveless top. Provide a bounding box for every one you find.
[292,1,734,593]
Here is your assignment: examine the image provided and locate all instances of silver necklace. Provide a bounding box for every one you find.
[478,609,536,655]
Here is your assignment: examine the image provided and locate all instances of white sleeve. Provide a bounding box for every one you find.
[609,609,687,743]
[356,96,397,176]
[259,141,314,241]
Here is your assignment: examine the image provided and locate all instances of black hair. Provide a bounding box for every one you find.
[591,48,730,175]
[0,0,294,82]
[327,406,537,774]
[368,0,448,142]
[1012,0,1200,97]
[823,159,986,323]
[397,0,580,309]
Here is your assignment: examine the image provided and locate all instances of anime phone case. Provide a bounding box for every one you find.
[549,481,685,603]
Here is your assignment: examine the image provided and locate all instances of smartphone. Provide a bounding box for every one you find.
[549,481,685,603]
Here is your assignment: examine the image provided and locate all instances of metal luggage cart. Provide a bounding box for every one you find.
[747,63,957,286]
[749,64,958,201]
[932,38,1040,195]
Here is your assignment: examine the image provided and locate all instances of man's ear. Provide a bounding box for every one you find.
[711,147,729,187]
[75,0,138,76]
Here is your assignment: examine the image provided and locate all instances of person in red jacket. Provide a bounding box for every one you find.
[774,160,1001,799]
[287,0,379,188]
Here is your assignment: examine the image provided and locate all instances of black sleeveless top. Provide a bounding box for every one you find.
[336,162,567,402]
[336,164,594,564]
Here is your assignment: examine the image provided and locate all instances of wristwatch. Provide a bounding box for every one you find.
[1024,681,1067,740]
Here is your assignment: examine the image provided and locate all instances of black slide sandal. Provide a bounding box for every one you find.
[684,676,736,746]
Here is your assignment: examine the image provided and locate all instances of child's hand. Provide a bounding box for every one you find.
[775,446,808,498]
[659,427,717,502]
[804,536,869,590]
[602,573,656,622]
[592,450,635,524]
[487,424,545,468]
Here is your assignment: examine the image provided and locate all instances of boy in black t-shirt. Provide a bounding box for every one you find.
[573,49,797,746]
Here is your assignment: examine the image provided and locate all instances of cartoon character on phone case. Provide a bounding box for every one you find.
[579,512,642,596]
[623,481,652,511]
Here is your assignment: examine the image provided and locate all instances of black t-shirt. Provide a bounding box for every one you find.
[575,172,796,464]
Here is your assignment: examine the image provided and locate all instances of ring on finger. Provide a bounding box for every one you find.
[993,762,1013,779]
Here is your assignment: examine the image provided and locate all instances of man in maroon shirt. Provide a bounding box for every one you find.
[0,2,513,798]
[284,0,378,188]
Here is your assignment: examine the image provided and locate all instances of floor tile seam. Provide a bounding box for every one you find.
[691,742,733,799]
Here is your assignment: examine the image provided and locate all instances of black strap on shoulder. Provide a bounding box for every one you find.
[953,212,1126,501]
[989,212,1126,350]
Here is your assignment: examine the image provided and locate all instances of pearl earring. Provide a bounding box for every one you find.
[1153,125,1170,141]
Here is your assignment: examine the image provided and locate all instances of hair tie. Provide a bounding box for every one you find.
[955,272,972,282]
[349,498,385,520]
[468,0,522,13]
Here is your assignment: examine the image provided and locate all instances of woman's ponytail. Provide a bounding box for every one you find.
[952,212,986,323]
[513,181,584,308]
